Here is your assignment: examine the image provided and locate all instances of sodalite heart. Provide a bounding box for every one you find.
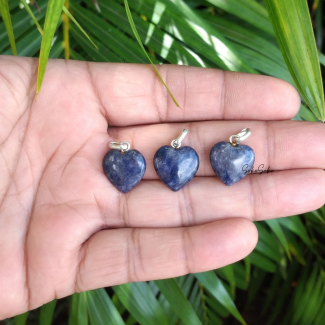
[103,149,146,193]
[210,142,255,186]
[154,146,199,192]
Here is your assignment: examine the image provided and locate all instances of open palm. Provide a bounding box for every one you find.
[1,56,324,320]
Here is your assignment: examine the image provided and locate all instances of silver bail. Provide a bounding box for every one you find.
[229,128,251,146]
[171,129,188,149]
[109,141,131,153]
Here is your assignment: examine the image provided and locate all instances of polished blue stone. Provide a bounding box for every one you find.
[210,141,255,186]
[154,145,199,192]
[102,149,146,193]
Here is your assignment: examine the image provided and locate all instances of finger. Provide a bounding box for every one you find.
[75,218,257,292]
[87,63,300,125]
[107,120,325,178]
[94,169,325,228]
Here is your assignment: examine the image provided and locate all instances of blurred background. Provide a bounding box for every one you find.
[0,0,325,324]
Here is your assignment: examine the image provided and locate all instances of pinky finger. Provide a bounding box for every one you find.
[75,218,258,292]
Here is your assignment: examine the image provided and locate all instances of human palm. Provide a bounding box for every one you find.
[1,55,324,320]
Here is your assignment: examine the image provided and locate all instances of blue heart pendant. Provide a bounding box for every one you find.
[103,142,146,193]
[210,128,255,186]
[154,130,199,192]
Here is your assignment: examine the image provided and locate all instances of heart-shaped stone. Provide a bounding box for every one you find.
[210,141,255,186]
[154,145,199,192]
[103,149,146,193]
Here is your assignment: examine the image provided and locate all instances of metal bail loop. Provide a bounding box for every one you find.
[109,141,131,153]
[171,129,188,149]
[229,128,251,146]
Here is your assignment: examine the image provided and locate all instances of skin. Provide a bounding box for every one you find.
[0,55,325,320]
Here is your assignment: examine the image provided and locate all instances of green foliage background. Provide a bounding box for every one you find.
[1,0,325,324]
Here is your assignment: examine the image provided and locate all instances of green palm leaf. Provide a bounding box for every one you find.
[195,271,246,325]
[219,265,236,296]
[62,5,98,50]
[155,278,202,325]
[249,251,277,272]
[264,0,325,121]
[14,312,29,325]
[19,0,43,35]
[0,0,46,53]
[70,3,152,63]
[277,216,312,247]
[0,0,16,55]
[69,293,88,325]
[1,1,325,324]
[205,0,273,35]
[4,27,42,56]
[113,282,168,325]
[87,289,125,325]
[124,0,180,108]
[37,0,65,94]
[39,299,57,325]
[265,219,291,260]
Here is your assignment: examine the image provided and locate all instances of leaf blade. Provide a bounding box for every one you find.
[0,0,17,55]
[39,299,57,325]
[37,0,66,93]
[69,293,88,325]
[87,289,125,325]
[277,216,312,247]
[155,278,202,325]
[206,0,273,35]
[70,3,152,63]
[265,219,291,260]
[113,282,168,325]
[124,0,180,108]
[195,271,246,325]
[219,265,236,296]
[62,5,98,50]
[14,312,29,325]
[19,0,43,35]
[264,0,324,121]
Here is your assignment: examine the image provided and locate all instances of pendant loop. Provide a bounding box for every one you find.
[229,128,251,146]
[171,129,188,149]
[109,141,131,153]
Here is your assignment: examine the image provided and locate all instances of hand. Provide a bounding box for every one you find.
[1,56,324,320]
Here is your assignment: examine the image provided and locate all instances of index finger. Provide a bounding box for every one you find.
[88,63,301,126]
